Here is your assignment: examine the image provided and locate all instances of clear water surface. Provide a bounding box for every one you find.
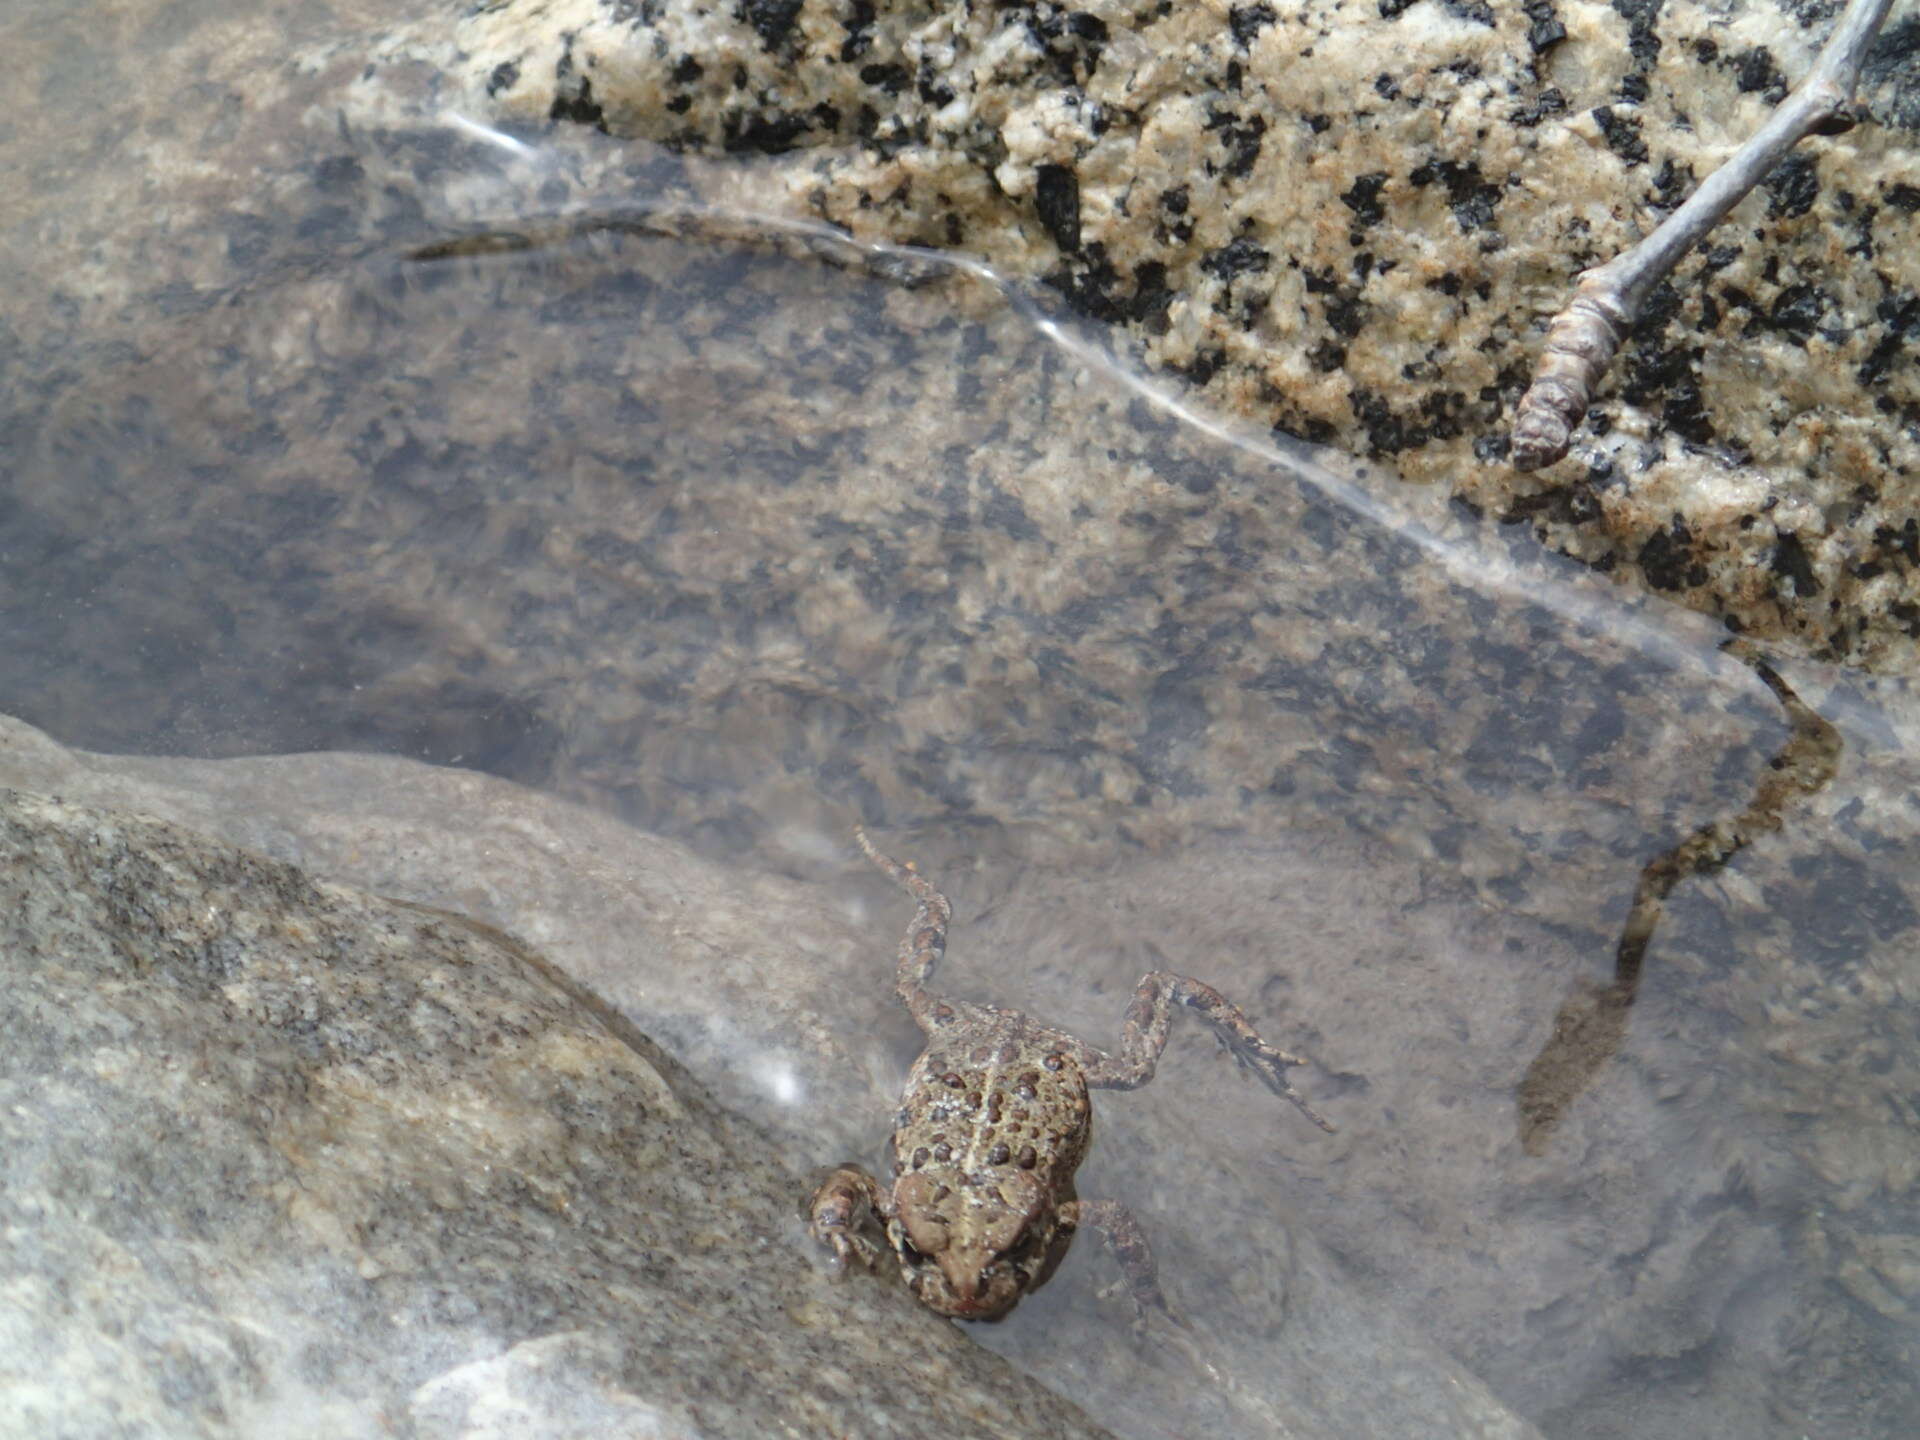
[4,4,1920,1437]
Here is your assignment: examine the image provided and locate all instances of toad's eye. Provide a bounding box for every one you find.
[997,1225,1046,1267]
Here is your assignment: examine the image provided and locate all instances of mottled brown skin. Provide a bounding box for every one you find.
[809,828,1334,1321]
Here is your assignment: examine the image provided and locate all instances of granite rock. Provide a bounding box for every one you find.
[5,6,1920,1433]
[0,141,1779,903]
[438,0,1920,668]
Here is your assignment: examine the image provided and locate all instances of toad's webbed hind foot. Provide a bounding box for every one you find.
[1062,1197,1175,1325]
[1081,971,1336,1133]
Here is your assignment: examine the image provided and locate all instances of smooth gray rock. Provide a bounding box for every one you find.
[0,783,1119,1440]
[0,726,1542,1440]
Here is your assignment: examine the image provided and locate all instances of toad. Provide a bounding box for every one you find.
[808,828,1334,1320]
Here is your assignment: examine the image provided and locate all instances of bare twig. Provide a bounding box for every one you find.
[1509,0,1894,471]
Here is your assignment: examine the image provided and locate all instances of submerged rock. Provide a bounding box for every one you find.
[440,0,1920,667]
[0,784,1120,1440]
[0,723,1540,1439]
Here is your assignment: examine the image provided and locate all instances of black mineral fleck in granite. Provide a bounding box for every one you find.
[1035,165,1081,253]
[860,62,910,94]
[1649,157,1692,210]
[549,78,608,131]
[1132,261,1175,332]
[1764,153,1821,219]
[840,0,875,59]
[1304,266,1368,339]
[1610,0,1663,68]
[1408,158,1501,233]
[1638,516,1709,592]
[1524,1,1567,53]
[1510,86,1567,127]
[724,110,812,154]
[1763,284,1826,342]
[1308,339,1348,373]
[1734,46,1790,103]
[1350,388,1423,454]
[1229,3,1276,46]
[1864,14,1920,132]
[1340,172,1389,229]
[1592,106,1649,165]
[740,0,805,50]
[1201,237,1271,280]
[1049,244,1131,322]
[1858,293,1919,386]
[1772,530,1820,594]
[1206,112,1266,178]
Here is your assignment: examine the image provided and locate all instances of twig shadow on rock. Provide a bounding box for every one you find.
[1516,641,1841,1155]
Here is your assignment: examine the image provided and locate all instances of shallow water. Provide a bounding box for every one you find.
[5,5,1920,1437]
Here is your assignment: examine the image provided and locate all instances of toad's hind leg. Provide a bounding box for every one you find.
[854,827,952,1030]
[1078,972,1335,1133]
[1060,1198,1170,1319]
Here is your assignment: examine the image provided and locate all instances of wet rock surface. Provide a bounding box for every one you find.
[0,781,1119,1440]
[0,723,1538,1440]
[5,2,1920,1435]
[7,687,1920,1437]
[0,122,1773,893]
[8,1,1919,666]
[428,0,1920,668]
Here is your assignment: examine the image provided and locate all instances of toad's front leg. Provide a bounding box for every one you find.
[1078,971,1335,1133]
[808,1163,889,1271]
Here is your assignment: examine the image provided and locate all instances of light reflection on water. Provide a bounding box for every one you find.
[5,79,1920,1440]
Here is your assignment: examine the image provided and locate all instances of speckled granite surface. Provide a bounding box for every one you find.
[433,0,1920,668]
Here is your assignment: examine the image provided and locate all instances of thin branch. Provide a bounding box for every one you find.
[1508,0,1894,471]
